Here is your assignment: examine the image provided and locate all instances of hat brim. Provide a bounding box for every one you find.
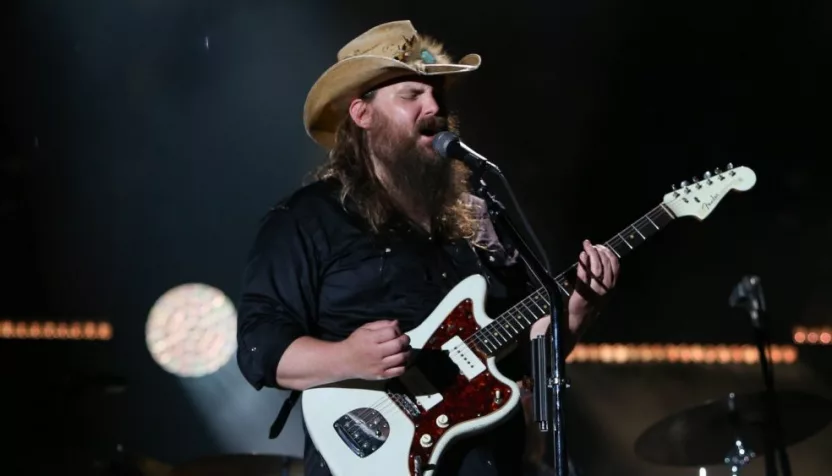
[304,53,481,150]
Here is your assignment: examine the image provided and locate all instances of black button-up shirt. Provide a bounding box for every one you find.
[237,178,537,476]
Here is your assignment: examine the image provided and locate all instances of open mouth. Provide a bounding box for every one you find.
[419,127,445,138]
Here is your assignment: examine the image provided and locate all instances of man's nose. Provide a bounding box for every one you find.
[420,93,440,117]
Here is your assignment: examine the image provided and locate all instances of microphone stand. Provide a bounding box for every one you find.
[728,276,791,476]
[468,161,568,476]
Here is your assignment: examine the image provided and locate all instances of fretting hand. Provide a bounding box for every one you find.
[532,239,620,336]
[568,239,619,324]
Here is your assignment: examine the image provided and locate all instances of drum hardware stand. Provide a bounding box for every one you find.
[728,275,791,476]
[722,393,756,475]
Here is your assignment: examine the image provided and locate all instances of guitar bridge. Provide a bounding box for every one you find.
[332,408,389,458]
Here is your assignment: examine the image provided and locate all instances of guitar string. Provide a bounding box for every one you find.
[349,205,673,424]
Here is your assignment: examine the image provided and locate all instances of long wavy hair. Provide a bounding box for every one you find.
[314,112,478,241]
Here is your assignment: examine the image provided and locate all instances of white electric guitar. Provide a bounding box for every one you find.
[301,165,757,476]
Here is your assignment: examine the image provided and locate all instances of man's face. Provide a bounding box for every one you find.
[365,78,449,160]
[359,78,456,210]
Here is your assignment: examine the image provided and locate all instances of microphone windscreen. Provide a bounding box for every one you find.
[432,131,459,159]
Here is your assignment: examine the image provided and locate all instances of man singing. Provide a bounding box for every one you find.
[236,20,619,476]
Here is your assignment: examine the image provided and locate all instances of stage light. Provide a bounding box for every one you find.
[145,283,237,378]
[566,344,799,364]
[0,320,113,340]
[793,326,832,345]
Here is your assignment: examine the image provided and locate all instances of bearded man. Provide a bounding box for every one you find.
[236,20,620,476]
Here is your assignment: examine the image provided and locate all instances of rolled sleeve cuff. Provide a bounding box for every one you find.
[237,318,303,390]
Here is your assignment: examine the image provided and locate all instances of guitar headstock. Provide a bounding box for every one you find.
[663,163,756,220]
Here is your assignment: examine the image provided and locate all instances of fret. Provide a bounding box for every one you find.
[528,297,546,314]
[515,311,532,326]
[618,225,646,249]
[654,205,675,227]
[617,232,634,249]
[489,323,510,344]
[536,292,551,312]
[520,299,543,321]
[632,224,646,240]
[607,237,631,259]
[477,336,497,354]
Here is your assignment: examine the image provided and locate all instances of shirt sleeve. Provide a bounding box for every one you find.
[236,206,320,390]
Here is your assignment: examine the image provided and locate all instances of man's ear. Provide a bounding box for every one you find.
[348,98,373,130]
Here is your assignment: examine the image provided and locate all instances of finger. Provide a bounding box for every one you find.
[371,326,401,344]
[377,334,410,356]
[583,240,603,282]
[598,248,613,289]
[577,251,589,283]
[381,350,410,369]
[382,366,406,379]
[599,247,620,286]
[362,319,398,331]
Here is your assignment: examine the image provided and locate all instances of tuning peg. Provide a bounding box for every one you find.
[680,180,690,188]
[704,171,713,179]
[692,176,699,182]
[726,163,734,169]
[714,167,722,174]
[671,183,677,190]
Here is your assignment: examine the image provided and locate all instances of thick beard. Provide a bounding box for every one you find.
[368,114,456,223]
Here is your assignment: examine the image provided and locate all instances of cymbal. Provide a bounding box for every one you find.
[634,390,832,467]
[170,454,303,476]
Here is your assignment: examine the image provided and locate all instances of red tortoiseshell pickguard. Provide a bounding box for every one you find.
[404,299,513,474]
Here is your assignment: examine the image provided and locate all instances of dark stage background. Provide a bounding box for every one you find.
[2,0,831,475]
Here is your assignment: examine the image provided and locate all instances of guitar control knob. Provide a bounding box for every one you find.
[436,415,449,428]
[420,434,433,448]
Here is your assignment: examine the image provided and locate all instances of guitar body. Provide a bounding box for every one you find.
[301,274,521,476]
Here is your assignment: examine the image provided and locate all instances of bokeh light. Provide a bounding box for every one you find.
[146,283,237,378]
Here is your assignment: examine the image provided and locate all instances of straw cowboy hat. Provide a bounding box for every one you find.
[303,20,481,150]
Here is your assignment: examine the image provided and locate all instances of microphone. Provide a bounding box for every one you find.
[432,131,501,173]
[729,275,766,324]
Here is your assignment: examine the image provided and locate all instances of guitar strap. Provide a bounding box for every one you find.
[269,389,301,439]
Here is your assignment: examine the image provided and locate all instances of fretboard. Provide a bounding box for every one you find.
[471,203,676,355]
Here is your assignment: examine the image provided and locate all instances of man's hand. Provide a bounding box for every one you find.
[569,239,619,327]
[533,239,620,336]
[339,320,411,380]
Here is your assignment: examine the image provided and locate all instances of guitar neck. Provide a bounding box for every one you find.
[472,203,677,356]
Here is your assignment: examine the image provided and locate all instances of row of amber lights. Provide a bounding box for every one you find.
[566,344,799,364]
[0,320,113,340]
[793,327,832,345]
